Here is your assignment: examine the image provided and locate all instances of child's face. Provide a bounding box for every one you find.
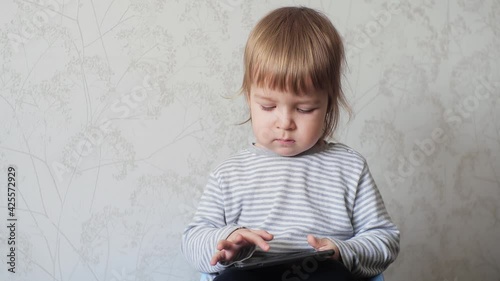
[248,84,328,156]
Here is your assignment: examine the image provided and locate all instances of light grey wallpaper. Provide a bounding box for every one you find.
[1,0,498,280]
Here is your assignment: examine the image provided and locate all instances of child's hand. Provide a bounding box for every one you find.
[307,234,341,261]
[210,229,273,266]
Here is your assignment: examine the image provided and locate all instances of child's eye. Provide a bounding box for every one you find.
[260,105,275,111]
[297,108,315,113]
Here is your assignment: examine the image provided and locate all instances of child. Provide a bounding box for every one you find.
[182,6,399,281]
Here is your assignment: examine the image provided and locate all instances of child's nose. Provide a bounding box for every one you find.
[276,111,296,130]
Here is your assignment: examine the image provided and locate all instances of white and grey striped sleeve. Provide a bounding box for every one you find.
[181,173,255,273]
[329,161,400,277]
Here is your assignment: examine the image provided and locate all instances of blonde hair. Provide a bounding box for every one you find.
[241,6,351,139]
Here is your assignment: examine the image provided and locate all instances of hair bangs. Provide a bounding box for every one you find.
[248,46,329,96]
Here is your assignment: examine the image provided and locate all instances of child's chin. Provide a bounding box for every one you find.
[274,148,303,157]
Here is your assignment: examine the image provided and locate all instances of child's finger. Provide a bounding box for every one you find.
[307,234,322,249]
[232,233,245,245]
[210,249,226,266]
[307,235,336,252]
[239,231,271,251]
[217,239,236,251]
[251,229,274,241]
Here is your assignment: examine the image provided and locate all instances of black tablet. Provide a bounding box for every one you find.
[233,249,334,270]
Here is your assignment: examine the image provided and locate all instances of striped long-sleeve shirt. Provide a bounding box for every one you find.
[181,142,400,279]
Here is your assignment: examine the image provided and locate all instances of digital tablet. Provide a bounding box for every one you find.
[233,249,334,270]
